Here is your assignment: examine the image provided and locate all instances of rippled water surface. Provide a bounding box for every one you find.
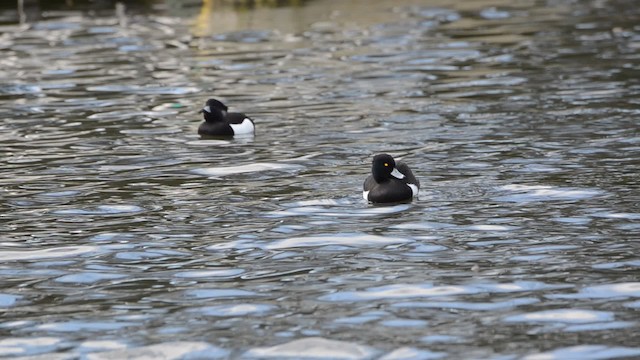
[1,0,639,358]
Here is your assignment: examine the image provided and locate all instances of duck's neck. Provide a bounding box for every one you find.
[373,171,390,183]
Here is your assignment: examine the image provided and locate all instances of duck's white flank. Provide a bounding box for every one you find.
[229,118,255,135]
[390,168,405,179]
[362,190,370,200]
[408,183,418,197]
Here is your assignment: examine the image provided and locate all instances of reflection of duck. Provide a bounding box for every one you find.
[198,98,255,137]
[363,154,419,203]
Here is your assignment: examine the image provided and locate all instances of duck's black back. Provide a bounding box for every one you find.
[226,112,250,124]
[396,162,420,188]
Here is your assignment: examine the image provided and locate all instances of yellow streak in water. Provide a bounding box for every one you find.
[194,0,214,37]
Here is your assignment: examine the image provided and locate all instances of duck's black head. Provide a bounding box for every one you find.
[371,153,403,183]
[200,98,228,122]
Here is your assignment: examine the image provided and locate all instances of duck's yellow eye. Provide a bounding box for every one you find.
[384,163,389,167]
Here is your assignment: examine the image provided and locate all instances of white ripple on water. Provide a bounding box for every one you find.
[266,233,411,250]
[76,340,127,355]
[193,162,304,177]
[86,85,200,95]
[463,224,519,231]
[36,321,137,332]
[392,298,539,311]
[592,260,640,269]
[115,250,170,261]
[87,109,178,120]
[0,246,97,262]
[494,184,603,202]
[379,319,428,328]
[479,7,511,19]
[551,216,592,225]
[0,337,66,357]
[522,345,640,360]
[0,84,43,95]
[86,342,229,360]
[420,335,464,344]
[391,221,519,232]
[412,7,461,22]
[473,281,572,293]
[379,347,447,360]
[38,190,81,197]
[546,282,640,299]
[390,222,457,230]
[563,321,636,332]
[590,211,640,219]
[186,139,232,146]
[173,268,245,278]
[190,304,277,317]
[55,272,127,284]
[183,289,258,299]
[522,244,579,253]
[319,284,469,302]
[321,281,571,302]
[53,205,145,215]
[243,337,378,360]
[268,203,411,218]
[504,309,614,324]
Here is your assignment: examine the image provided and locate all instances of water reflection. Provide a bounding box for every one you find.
[1,0,639,358]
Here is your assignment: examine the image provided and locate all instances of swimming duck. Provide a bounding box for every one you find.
[363,153,419,203]
[198,98,255,137]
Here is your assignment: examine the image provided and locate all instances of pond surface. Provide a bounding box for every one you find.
[1,0,639,359]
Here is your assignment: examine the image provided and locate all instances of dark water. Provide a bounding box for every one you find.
[1,0,639,359]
